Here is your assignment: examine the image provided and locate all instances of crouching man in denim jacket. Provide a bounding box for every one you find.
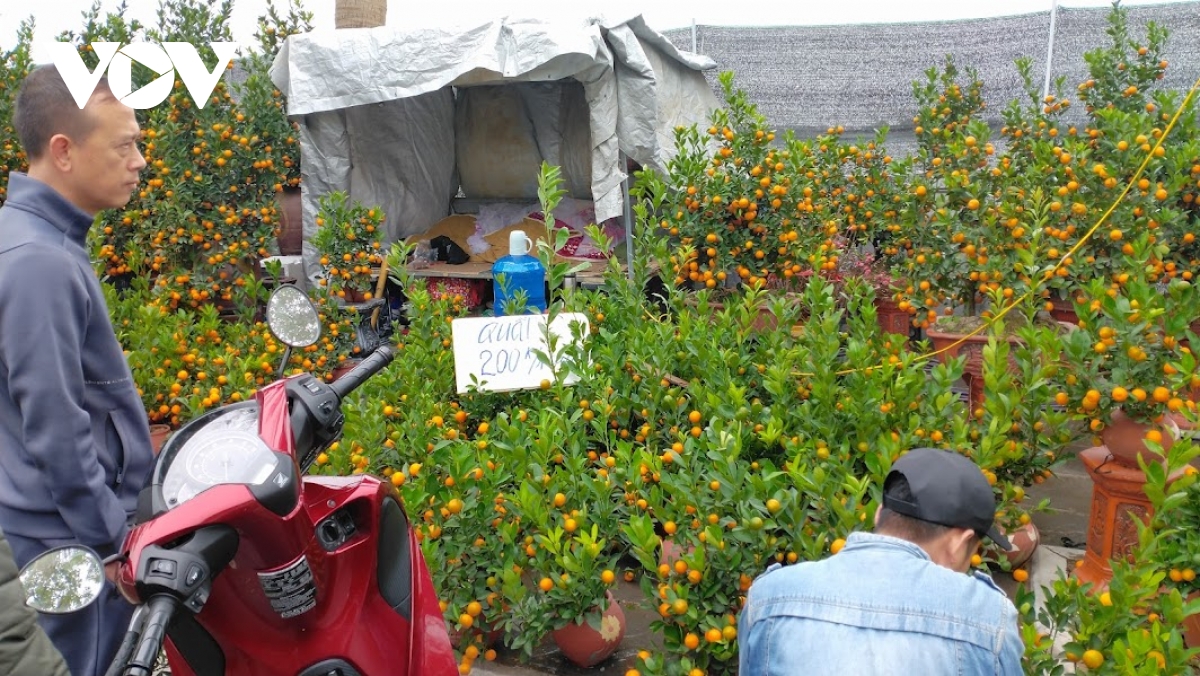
[739,447,1024,675]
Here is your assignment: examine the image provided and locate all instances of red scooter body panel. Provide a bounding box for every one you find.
[115,377,456,675]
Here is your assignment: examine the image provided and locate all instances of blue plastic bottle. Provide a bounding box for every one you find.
[492,230,546,315]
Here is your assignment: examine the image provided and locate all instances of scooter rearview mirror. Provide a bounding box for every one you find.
[267,284,321,348]
[19,545,105,614]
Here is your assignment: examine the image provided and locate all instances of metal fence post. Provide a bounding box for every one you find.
[1043,0,1060,100]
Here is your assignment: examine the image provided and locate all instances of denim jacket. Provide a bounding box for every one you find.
[738,532,1024,676]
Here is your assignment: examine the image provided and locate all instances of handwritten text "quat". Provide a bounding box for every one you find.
[476,317,537,345]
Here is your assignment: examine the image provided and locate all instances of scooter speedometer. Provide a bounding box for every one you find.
[161,408,280,508]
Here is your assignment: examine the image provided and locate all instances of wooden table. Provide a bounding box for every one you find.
[404,259,621,288]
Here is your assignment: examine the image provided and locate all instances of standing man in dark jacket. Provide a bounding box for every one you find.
[0,528,70,676]
[0,65,154,676]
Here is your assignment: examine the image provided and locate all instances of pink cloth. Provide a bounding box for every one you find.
[425,277,486,307]
[525,208,625,260]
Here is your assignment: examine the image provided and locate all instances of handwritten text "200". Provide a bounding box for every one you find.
[479,347,542,377]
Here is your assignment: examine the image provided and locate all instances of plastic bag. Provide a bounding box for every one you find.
[410,240,436,269]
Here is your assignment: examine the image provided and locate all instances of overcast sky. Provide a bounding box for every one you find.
[2,0,1195,62]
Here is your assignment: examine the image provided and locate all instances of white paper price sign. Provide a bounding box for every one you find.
[451,313,590,393]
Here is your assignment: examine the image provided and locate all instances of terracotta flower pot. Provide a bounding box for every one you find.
[1046,293,1081,326]
[700,298,787,334]
[659,538,695,568]
[1170,413,1200,472]
[925,323,991,361]
[1047,305,1080,326]
[1100,408,1177,467]
[276,186,304,256]
[1184,590,1200,650]
[550,591,626,668]
[447,623,503,651]
[925,322,1019,411]
[999,521,1040,569]
[873,296,911,338]
[149,424,172,456]
[330,359,362,382]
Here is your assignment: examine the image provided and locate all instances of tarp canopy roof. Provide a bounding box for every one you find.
[270,13,720,247]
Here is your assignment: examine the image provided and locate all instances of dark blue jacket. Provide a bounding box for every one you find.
[0,173,153,558]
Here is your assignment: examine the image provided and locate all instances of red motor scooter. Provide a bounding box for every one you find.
[23,285,457,676]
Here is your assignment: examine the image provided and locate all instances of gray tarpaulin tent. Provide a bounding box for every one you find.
[269,13,719,280]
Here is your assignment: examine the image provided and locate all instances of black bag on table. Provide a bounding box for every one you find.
[430,235,469,264]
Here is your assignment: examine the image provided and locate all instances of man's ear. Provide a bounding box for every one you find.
[952,529,979,558]
[46,134,74,172]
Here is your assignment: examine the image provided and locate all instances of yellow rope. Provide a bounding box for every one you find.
[797,71,1200,379]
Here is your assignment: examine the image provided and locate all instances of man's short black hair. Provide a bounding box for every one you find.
[14,65,113,161]
[875,473,956,544]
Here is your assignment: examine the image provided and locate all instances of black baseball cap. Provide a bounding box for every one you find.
[883,447,1012,550]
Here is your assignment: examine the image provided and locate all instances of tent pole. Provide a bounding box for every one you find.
[1043,0,1059,100]
[622,153,635,282]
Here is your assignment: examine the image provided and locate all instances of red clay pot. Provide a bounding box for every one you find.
[659,538,695,568]
[999,521,1040,570]
[1184,591,1200,650]
[1048,305,1080,326]
[276,186,304,256]
[447,623,503,651]
[1047,294,1081,326]
[925,324,1016,411]
[149,424,172,456]
[703,299,787,334]
[330,359,363,382]
[1100,408,1177,467]
[1170,413,1200,471]
[550,591,626,668]
[873,296,911,337]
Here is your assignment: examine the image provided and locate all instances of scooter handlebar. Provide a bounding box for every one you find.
[122,595,178,676]
[329,345,396,401]
[103,606,145,676]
